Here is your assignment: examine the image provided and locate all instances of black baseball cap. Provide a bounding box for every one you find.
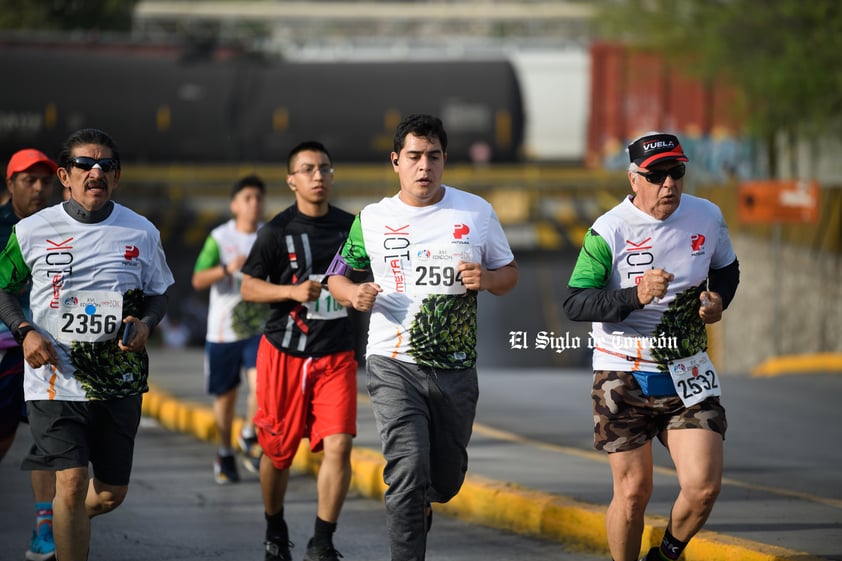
[628,133,689,168]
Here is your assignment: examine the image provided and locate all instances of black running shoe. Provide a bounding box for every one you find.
[642,547,662,561]
[265,537,293,561]
[304,538,343,561]
[214,453,240,484]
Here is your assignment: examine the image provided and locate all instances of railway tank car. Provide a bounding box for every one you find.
[0,42,525,164]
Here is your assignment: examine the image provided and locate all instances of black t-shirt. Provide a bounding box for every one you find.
[241,204,355,356]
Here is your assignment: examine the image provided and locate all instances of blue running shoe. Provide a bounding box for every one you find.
[25,521,56,561]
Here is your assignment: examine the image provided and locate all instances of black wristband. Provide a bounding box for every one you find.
[14,324,36,345]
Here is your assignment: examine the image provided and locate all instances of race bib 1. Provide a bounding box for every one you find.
[303,275,348,320]
[56,290,123,343]
[667,350,722,407]
[411,244,474,296]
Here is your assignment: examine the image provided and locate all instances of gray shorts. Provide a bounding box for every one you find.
[23,395,143,486]
[592,370,727,453]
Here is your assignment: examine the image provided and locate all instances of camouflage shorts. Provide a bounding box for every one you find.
[592,370,727,453]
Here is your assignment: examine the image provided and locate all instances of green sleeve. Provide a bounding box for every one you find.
[0,229,31,293]
[340,215,370,269]
[567,228,613,289]
[193,235,221,273]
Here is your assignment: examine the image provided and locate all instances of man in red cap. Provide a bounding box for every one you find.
[3,149,57,217]
[1,148,58,561]
[564,132,740,561]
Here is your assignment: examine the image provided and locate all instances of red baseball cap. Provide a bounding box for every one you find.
[5,149,58,180]
[627,132,689,169]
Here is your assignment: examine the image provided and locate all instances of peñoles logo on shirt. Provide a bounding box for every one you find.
[453,224,470,239]
[690,233,706,255]
[124,245,140,260]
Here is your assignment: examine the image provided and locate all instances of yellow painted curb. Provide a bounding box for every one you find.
[752,353,842,377]
[436,476,827,561]
[683,530,830,561]
[142,385,829,561]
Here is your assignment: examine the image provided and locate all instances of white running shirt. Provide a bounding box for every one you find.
[339,186,514,368]
[194,219,267,343]
[5,203,174,401]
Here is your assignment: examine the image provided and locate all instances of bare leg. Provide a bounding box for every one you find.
[31,469,56,503]
[245,367,258,433]
[261,454,290,515]
[213,386,238,449]
[661,429,723,541]
[86,477,128,518]
[605,442,654,561]
[316,433,353,523]
[54,470,128,561]
[52,467,92,561]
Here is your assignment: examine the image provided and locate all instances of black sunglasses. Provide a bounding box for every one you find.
[635,163,685,184]
[66,157,120,172]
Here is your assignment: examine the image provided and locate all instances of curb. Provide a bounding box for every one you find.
[751,353,842,377]
[141,384,828,561]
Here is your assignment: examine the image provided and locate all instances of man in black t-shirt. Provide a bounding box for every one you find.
[240,141,356,561]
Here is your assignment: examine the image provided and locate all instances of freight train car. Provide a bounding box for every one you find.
[0,41,524,164]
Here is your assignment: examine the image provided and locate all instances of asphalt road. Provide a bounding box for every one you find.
[0,418,605,561]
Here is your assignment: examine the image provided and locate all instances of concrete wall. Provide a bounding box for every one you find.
[720,234,842,374]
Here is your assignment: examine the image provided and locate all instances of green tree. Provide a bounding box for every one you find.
[0,0,136,31]
[594,0,842,176]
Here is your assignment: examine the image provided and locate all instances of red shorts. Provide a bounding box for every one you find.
[253,336,358,469]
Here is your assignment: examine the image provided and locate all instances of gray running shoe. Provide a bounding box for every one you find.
[237,433,263,473]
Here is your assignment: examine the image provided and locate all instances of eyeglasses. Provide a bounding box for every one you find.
[635,164,685,184]
[290,164,334,177]
[66,157,120,172]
